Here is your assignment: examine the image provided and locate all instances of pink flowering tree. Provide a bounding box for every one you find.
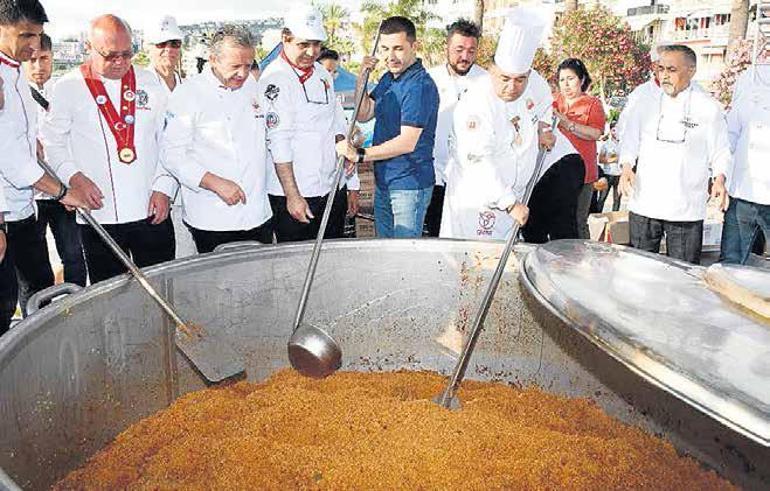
[713,39,754,108]
[549,5,651,101]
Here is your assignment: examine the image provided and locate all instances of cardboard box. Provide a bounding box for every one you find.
[588,211,630,245]
[355,216,375,238]
[702,220,723,252]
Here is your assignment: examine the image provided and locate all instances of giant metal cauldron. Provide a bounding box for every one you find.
[0,239,768,489]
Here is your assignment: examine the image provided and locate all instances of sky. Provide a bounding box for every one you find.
[41,0,361,39]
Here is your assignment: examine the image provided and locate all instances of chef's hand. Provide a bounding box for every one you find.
[59,184,92,211]
[287,193,314,224]
[538,129,555,151]
[0,225,6,263]
[335,138,358,175]
[619,164,635,198]
[347,189,360,217]
[147,191,170,224]
[710,174,729,212]
[70,172,104,209]
[508,203,529,226]
[200,172,246,206]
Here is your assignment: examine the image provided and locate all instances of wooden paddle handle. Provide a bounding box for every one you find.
[704,265,770,321]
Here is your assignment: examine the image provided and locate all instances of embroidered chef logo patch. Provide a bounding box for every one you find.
[477,211,496,236]
[136,89,149,109]
[266,112,280,129]
[265,84,280,101]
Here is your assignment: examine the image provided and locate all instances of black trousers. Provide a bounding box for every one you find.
[422,184,445,237]
[35,200,87,286]
[79,217,176,284]
[629,211,703,265]
[186,219,273,254]
[0,215,55,332]
[269,189,348,243]
[522,153,585,244]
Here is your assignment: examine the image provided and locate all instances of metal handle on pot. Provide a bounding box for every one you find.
[27,283,83,316]
[213,241,268,254]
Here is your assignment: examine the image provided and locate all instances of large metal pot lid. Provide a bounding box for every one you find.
[520,240,770,446]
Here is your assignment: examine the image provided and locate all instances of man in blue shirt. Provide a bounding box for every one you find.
[336,16,439,238]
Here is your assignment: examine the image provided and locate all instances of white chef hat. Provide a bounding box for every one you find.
[284,5,327,42]
[145,15,184,44]
[494,7,547,74]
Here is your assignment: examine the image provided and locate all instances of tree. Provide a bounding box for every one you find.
[132,50,150,68]
[318,2,355,56]
[713,39,753,108]
[473,0,484,33]
[357,0,436,54]
[550,5,651,101]
[727,0,750,54]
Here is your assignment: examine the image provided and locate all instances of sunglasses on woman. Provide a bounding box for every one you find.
[155,40,182,49]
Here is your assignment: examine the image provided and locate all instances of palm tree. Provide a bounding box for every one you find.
[727,0,750,54]
[320,3,348,46]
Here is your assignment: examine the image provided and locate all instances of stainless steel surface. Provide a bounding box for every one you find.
[26,283,83,316]
[436,133,553,409]
[212,241,267,253]
[521,239,770,446]
[35,158,244,383]
[287,28,382,379]
[0,240,768,489]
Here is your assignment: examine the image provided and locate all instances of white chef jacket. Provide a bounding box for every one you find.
[259,54,358,198]
[725,67,770,205]
[506,70,578,178]
[29,79,54,200]
[440,76,534,240]
[428,63,489,186]
[616,79,661,142]
[0,52,44,222]
[161,68,272,232]
[41,65,177,225]
[151,67,183,96]
[619,84,731,221]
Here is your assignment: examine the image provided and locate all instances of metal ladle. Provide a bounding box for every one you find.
[36,159,244,383]
[435,117,557,408]
[288,27,382,378]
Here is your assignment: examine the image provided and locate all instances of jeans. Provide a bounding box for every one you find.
[35,200,87,286]
[629,211,703,264]
[576,183,594,240]
[719,197,770,264]
[187,219,273,253]
[374,186,433,238]
[80,217,175,284]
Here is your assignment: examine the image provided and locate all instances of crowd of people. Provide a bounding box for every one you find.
[0,0,768,335]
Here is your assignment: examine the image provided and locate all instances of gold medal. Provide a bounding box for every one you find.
[118,147,136,163]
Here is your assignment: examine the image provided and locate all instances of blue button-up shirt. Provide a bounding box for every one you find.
[370,59,439,190]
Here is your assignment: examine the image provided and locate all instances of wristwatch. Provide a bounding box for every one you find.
[568,122,577,133]
[356,147,366,164]
[54,182,68,201]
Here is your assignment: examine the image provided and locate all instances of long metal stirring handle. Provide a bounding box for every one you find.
[437,117,557,408]
[291,27,382,333]
[37,159,188,330]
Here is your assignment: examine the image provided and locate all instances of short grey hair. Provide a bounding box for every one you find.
[210,24,253,56]
[659,44,697,67]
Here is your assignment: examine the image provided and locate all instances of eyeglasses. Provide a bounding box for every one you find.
[155,40,182,49]
[301,78,329,105]
[93,46,134,63]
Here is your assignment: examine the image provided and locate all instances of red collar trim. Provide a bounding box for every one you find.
[0,51,20,68]
[280,49,314,84]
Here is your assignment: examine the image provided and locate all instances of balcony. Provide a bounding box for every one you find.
[627,4,670,16]
[672,25,730,43]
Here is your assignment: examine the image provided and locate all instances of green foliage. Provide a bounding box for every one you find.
[317,2,356,56]
[132,50,150,67]
[550,5,651,99]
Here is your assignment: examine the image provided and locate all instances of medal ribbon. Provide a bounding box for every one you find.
[80,62,137,164]
[280,49,314,84]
